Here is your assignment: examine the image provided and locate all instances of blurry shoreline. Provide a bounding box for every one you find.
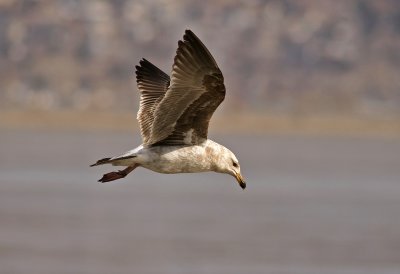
[1,110,399,139]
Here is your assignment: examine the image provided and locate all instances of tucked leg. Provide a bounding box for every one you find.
[99,164,138,183]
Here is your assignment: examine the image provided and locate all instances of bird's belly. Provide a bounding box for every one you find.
[139,145,212,174]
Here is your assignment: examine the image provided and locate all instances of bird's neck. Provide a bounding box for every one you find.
[203,139,228,171]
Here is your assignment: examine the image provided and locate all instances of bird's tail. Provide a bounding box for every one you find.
[90,155,137,167]
[90,157,112,167]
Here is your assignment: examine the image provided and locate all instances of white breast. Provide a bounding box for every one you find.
[138,142,214,174]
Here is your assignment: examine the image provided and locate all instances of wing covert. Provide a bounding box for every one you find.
[148,30,225,146]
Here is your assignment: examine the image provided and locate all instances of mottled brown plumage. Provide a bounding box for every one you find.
[136,59,170,145]
[136,30,225,146]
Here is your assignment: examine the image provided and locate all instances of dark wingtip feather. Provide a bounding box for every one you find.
[136,59,169,84]
[139,58,150,66]
[183,29,200,44]
[184,29,194,36]
[178,29,218,69]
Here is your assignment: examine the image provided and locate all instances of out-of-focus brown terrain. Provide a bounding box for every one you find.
[1,110,399,139]
[0,0,399,122]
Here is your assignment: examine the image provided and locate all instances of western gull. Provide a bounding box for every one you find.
[91,30,246,189]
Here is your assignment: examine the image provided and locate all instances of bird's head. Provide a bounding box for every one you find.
[215,147,246,190]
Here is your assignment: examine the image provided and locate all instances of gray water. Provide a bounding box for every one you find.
[1,130,400,274]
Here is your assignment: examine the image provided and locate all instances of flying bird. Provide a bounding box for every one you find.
[91,30,246,189]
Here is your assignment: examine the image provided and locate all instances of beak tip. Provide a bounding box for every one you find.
[234,172,246,190]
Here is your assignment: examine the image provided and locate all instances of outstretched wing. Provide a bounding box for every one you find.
[147,30,225,146]
[136,59,170,144]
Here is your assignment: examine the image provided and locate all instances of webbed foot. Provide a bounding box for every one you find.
[98,164,138,183]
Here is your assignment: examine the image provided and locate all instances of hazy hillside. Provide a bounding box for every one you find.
[1,0,399,117]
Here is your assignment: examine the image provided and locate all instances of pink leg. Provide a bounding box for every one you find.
[99,164,138,183]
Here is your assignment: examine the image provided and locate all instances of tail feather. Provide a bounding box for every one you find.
[90,157,112,167]
[90,155,137,167]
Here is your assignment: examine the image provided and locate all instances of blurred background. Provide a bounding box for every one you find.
[0,0,400,273]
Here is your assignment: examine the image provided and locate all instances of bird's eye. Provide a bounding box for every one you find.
[232,161,238,168]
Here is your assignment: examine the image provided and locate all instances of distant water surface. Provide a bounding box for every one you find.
[1,130,400,274]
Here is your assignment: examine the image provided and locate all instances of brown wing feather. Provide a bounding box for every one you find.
[136,59,170,144]
[148,30,225,146]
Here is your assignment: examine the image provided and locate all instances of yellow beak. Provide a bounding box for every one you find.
[235,172,246,190]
